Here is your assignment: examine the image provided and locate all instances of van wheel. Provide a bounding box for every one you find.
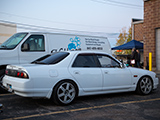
[51,81,77,105]
[0,67,8,93]
[136,76,153,95]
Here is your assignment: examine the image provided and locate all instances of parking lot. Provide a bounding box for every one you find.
[0,80,160,120]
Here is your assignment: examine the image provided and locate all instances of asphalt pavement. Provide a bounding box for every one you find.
[0,79,160,120]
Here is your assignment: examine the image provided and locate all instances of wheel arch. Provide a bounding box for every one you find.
[137,75,153,86]
[50,79,79,105]
[52,79,79,97]
[136,75,154,95]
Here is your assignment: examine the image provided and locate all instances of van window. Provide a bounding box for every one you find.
[21,35,45,51]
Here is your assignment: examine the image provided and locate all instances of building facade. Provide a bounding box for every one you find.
[132,19,144,42]
[132,0,160,71]
[0,23,17,44]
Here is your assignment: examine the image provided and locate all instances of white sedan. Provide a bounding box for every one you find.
[2,51,159,105]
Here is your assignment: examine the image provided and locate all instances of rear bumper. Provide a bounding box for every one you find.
[2,75,51,98]
[2,76,34,97]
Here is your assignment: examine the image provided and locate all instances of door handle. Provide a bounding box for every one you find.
[104,71,108,74]
[74,71,79,74]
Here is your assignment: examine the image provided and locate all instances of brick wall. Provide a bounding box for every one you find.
[134,23,143,41]
[143,0,160,68]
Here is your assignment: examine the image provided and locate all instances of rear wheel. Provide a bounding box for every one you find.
[136,76,153,95]
[51,81,77,105]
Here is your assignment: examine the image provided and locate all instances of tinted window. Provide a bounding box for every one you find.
[33,52,69,64]
[72,54,97,67]
[96,54,120,68]
[31,54,51,63]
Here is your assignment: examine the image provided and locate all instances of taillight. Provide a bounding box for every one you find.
[17,72,20,77]
[23,72,28,78]
[20,72,24,77]
[5,70,9,75]
[5,69,29,79]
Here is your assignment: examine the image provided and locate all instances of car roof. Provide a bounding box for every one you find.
[17,32,108,38]
[67,50,110,55]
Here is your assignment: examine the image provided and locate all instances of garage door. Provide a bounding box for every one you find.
[156,29,160,71]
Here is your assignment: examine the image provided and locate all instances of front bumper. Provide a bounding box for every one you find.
[153,77,159,90]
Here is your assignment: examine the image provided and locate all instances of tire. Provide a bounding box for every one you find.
[0,67,8,93]
[0,74,8,94]
[51,81,77,105]
[136,76,153,95]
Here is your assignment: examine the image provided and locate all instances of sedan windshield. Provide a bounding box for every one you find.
[32,52,70,64]
[0,33,28,49]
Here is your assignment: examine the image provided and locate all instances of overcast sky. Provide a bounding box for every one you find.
[0,0,143,47]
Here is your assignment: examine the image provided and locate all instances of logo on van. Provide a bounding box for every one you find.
[68,36,81,50]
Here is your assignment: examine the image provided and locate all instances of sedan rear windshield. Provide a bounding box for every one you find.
[32,52,70,64]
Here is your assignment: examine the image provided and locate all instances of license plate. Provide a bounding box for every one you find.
[7,84,13,92]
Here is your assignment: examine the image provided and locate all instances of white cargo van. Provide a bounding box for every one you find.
[0,32,111,91]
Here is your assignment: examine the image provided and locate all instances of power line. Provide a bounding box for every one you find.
[103,0,142,8]
[0,19,83,32]
[91,0,143,9]
[0,19,120,37]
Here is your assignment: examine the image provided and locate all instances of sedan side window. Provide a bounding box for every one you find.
[72,54,97,67]
[21,35,45,52]
[96,54,120,68]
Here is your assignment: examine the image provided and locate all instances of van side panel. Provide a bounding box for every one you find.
[47,34,111,54]
[0,49,19,65]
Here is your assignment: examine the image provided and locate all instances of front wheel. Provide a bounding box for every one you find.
[136,76,153,95]
[51,81,77,105]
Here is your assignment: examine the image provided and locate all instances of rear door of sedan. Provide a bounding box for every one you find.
[95,54,132,91]
[69,53,103,92]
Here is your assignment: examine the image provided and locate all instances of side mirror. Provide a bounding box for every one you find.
[21,43,29,51]
[119,59,125,68]
[120,63,125,68]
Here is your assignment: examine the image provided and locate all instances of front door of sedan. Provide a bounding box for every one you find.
[96,54,132,91]
[69,54,103,92]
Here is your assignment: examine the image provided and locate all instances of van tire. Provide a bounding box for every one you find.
[0,74,8,93]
